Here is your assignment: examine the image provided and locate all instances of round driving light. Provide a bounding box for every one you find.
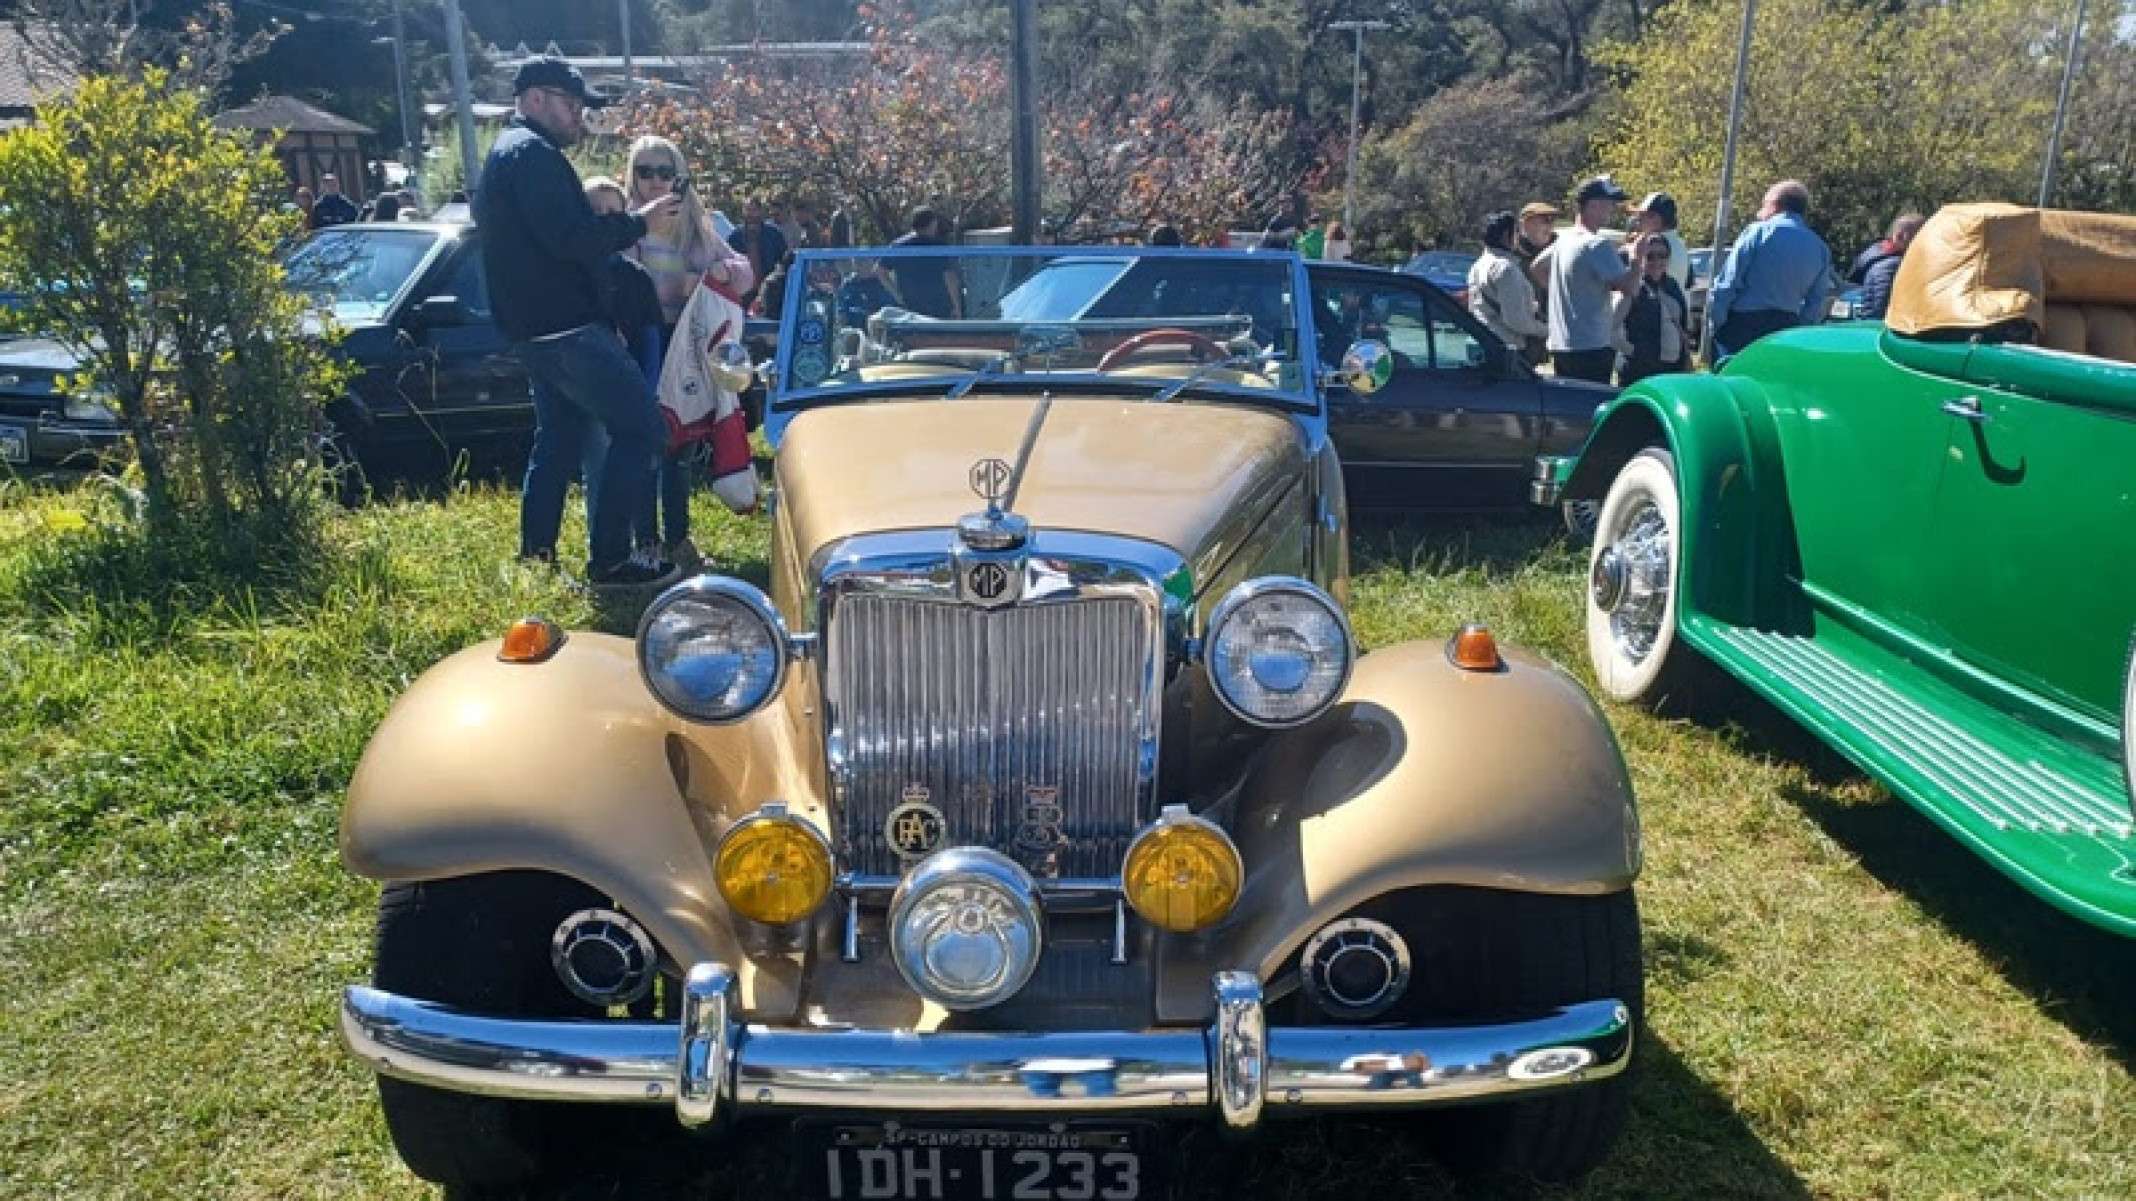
[713,804,833,925]
[1204,577,1354,728]
[1120,805,1243,933]
[1299,917,1411,1020]
[888,848,1043,1011]
[637,577,790,723]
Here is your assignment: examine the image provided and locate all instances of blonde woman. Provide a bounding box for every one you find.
[622,135,752,568]
[624,135,753,336]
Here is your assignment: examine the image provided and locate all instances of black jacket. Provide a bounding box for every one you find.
[473,117,647,342]
[1850,242,1905,321]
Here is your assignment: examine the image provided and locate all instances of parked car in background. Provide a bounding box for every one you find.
[1400,249,1478,305]
[1308,260,1607,521]
[338,244,1645,1196]
[1537,203,2136,936]
[0,220,777,482]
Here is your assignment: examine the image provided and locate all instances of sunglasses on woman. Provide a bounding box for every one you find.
[634,164,678,181]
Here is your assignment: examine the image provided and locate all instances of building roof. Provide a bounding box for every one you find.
[0,22,83,114]
[214,94,374,137]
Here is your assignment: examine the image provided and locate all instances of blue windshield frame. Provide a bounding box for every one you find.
[765,245,1325,444]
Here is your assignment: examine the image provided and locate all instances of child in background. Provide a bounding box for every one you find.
[583,178,671,567]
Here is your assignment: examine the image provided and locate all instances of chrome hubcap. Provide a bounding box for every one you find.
[1599,500,1670,663]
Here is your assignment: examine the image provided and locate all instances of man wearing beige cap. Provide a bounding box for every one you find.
[1513,202,1561,364]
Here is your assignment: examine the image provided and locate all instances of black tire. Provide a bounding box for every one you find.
[319,427,371,508]
[1343,887,1643,1184]
[373,872,653,1191]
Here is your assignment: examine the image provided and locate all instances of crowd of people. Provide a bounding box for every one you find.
[1465,175,1925,387]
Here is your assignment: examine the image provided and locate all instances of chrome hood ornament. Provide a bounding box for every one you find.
[957,392,1053,554]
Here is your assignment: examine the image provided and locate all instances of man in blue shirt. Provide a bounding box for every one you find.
[475,57,681,585]
[1709,180,1834,358]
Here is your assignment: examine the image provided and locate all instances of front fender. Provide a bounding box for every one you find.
[339,633,827,1018]
[1564,373,1796,628]
[1157,639,1638,1022]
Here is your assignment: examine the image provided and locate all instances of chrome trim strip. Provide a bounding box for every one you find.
[840,873,1122,908]
[677,963,736,1126]
[341,975,1634,1124]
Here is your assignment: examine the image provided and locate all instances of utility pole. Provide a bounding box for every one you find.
[620,0,634,82]
[1009,0,1041,243]
[1700,0,1757,365]
[442,0,481,193]
[1329,19,1388,235]
[389,0,415,177]
[2039,0,2089,207]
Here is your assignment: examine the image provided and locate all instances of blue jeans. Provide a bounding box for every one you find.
[514,325,665,572]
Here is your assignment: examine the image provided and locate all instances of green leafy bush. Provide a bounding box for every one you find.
[0,72,353,528]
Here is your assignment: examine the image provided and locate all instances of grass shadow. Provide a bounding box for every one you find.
[1784,778,2136,1075]
[2,500,353,647]
[491,1033,1807,1200]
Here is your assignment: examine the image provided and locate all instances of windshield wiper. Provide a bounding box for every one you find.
[1152,353,1284,403]
[945,353,1015,400]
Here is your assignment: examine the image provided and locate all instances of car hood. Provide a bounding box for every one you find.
[777,396,1307,577]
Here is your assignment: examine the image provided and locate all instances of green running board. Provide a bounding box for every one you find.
[1685,620,2136,937]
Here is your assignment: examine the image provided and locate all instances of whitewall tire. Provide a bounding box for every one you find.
[1585,449,1692,704]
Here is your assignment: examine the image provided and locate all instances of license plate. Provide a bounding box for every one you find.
[811,1124,1148,1201]
[0,422,25,464]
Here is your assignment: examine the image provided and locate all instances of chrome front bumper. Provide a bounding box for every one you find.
[342,964,1633,1130]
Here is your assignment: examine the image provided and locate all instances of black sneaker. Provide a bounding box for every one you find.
[589,559,680,588]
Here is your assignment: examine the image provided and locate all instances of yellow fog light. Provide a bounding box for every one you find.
[713,803,833,925]
[1121,806,1243,933]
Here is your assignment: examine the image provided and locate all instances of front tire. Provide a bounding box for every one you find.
[1405,888,1643,1183]
[1586,448,1698,704]
[372,872,655,1192]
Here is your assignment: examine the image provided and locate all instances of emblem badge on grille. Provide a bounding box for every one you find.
[968,560,1013,602]
[1014,786,1067,855]
[886,786,946,860]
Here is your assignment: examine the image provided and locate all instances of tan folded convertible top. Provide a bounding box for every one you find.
[1886,203,2136,337]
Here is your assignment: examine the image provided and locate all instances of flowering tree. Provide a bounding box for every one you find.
[623,3,1009,241]
[618,0,1310,245]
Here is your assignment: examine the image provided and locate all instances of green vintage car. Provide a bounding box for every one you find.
[1536,203,2136,936]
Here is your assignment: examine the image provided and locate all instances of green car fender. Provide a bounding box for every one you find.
[1563,373,1801,630]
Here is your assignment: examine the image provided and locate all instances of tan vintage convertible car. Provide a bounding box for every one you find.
[337,246,1644,1197]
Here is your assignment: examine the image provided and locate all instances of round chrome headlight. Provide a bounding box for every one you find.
[637,577,790,723]
[1204,577,1354,728]
[888,848,1043,1011]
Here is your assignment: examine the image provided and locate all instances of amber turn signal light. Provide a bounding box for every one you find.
[498,616,565,663]
[1448,623,1502,672]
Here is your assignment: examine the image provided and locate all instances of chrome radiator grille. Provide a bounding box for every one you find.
[824,593,1157,879]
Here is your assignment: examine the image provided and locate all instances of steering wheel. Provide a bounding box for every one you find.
[1096,327,1230,371]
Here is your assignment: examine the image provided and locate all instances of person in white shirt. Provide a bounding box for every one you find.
[1466,211,1548,352]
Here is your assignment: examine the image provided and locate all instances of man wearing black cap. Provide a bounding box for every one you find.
[1539,177,1656,384]
[476,56,682,585]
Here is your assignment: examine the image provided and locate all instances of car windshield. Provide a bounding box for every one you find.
[282,227,439,323]
[774,247,1311,410]
[1404,251,1475,278]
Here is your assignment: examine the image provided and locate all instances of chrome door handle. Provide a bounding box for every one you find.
[1941,396,1990,423]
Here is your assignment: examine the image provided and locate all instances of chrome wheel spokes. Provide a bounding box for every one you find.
[1601,500,1670,664]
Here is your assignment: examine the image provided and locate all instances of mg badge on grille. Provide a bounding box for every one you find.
[886,786,947,860]
[968,560,1013,603]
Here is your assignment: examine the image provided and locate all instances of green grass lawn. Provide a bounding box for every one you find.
[0,479,2130,1200]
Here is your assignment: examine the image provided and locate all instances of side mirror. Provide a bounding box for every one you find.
[411,295,470,328]
[1339,339,1394,396]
